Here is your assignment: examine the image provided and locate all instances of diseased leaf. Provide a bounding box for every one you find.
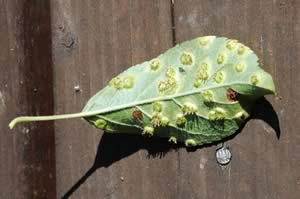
[9,36,275,147]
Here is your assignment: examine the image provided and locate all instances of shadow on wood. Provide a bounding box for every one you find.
[251,97,281,139]
[61,97,280,199]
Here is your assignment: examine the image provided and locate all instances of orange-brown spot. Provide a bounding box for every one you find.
[226,88,239,101]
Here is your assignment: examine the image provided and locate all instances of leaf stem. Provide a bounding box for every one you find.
[8,112,87,129]
[8,82,274,129]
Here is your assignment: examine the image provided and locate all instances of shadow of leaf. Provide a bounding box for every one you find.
[61,97,280,198]
[251,97,281,139]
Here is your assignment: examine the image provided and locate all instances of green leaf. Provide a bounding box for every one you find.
[9,36,275,147]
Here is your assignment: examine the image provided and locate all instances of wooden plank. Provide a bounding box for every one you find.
[0,0,56,198]
[173,0,300,198]
[51,0,176,198]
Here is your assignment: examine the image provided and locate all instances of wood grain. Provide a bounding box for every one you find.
[174,0,300,198]
[0,0,56,198]
[1,0,300,198]
[51,0,176,198]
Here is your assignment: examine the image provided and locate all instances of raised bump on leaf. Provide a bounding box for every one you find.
[214,71,225,84]
[237,45,246,55]
[199,36,215,46]
[94,119,107,129]
[150,59,160,71]
[208,107,226,120]
[158,77,177,93]
[234,111,249,120]
[123,76,134,89]
[185,139,197,147]
[235,62,245,72]
[151,112,162,127]
[226,40,238,50]
[208,110,217,120]
[176,113,186,126]
[161,116,170,126]
[197,68,209,80]
[203,90,214,102]
[217,54,225,64]
[110,77,123,89]
[166,67,176,78]
[250,75,259,85]
[193,79,202,88]
[180,52,193,65]
[143,126,154,136]
[153,102,162,112]
[200,62,208,70]
[182,102,198,115]
[169,136,177,144]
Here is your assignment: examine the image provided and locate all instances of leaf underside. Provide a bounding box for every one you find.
[82,36,275,146]
[9,36,275,147]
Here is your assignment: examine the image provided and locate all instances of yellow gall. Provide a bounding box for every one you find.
[203,90,214,102]
[193,79,202,88]
[250,75,259,85]
[166,67,176,78]
[217,54,225,64]
[208,110,217,120]
[235,63,245,72]
[94,119,107,129]
[234,111,249,120]
[161,116,170,126]
[214,71,224,83]
[110,77,123,89]
[200,62,208,70]
[182,102,198,115]
[237,45,246,55]
[214,107,226,119]
[169,136,177,144]
[123,76,134,89]
[197,69,209,80]
[180,52,193,65]
[226,40,238,50]
[151,112,162,127]
[150,59,160,71]
[176,113,186,126]
[143,126,154,136]
[153,102,162,112]
[158,81,167,92]
[199,36,215,46]
[185,139,197,147]
[208,107,226,120]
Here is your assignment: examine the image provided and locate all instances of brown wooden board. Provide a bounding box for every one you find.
[1,0,300,198]
[173,0,300,198]
[0,0,56,198]
[51,0,176,198]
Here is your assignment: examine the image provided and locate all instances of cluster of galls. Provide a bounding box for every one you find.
[175,102,198,126]
[151,102,169,127]
[180,52,194,65]
[208,107,227,120]
[194,62,209,88]
[158,67,177,94]
[151,112,170,127]
[109,76,134,89]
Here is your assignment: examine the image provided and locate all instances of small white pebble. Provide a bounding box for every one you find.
[74,85,81,92]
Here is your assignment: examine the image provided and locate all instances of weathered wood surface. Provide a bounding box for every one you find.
[51,1,176,198]
[173,0,300,198]
[0,0,56,198]
[1,0,300,198]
